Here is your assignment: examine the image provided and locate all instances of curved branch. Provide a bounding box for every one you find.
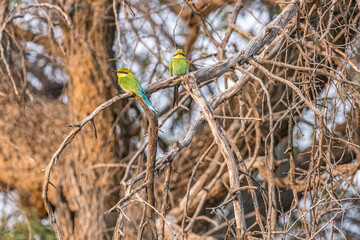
[183,75,246,237]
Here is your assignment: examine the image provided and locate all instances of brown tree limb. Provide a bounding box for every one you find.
[183,75,246,238]
[287,93,311,238]
[235,65,278,235]
[137,96,158,239]
[113,95,158,240]
[249,59,322,117]
[158,163,172,240]
[41,93,131,239]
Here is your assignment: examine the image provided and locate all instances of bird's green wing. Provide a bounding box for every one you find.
[171,58,188,76]
[130,73,143,96]
[169,60,173,77]
[135,79,145,94]
[119,73,142,96]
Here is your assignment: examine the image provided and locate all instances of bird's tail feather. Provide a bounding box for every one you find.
[137,86,158,115]
[173,86,179,108]
[141,95,158,115]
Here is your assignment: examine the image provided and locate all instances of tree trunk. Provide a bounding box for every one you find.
[54,1,129,239]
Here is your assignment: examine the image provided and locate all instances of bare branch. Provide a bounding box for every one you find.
[183,75,246,237]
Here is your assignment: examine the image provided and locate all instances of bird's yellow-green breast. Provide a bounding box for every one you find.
[170,49,189,77]
[170,49,189,107]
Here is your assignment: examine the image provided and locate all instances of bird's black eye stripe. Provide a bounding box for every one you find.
[174,53,185,57]
[119,71,128,74]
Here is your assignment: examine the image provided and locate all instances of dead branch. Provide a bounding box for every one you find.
[183,75,246,237]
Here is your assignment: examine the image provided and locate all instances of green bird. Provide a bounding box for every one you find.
[114,68,157,114]
[169,49,189,107]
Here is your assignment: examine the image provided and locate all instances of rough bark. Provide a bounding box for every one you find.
[53,1,128,239]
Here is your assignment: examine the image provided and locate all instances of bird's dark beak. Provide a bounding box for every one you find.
[112,70,118,73]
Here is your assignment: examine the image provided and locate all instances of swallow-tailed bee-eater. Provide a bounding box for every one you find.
[169,49,189,107]
[114,68,157,114]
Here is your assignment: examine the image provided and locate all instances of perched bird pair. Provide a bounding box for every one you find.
[114,49,189,114]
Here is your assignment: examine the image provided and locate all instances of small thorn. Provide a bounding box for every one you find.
[91,119,97,138]
[49,181,56,189]
[68,124,81,127]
